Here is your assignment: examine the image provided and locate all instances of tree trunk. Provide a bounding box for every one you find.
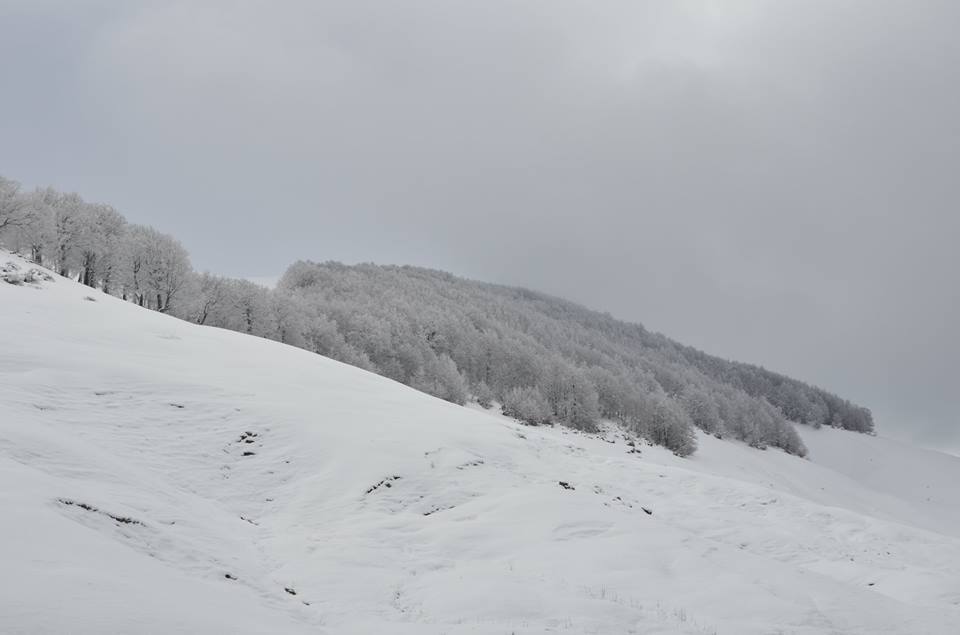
[58,244,68,276]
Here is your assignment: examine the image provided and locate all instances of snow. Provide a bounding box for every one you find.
[2,250,960,634]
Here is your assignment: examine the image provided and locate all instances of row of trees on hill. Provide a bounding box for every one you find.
[2,175,874,457]
[0,176,191,311]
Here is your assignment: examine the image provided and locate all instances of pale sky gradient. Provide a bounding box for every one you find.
[2,1,958,450]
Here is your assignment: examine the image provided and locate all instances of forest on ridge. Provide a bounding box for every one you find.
[1,175,874,456]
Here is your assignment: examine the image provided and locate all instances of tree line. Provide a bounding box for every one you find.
[1,176,191,311]
[1,175,874,457]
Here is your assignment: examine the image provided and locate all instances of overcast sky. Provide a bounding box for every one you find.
[2,0,957,451]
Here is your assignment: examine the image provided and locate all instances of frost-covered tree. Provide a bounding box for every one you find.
[302,312,377,371]
[680,386,722,436]
[230,280,276,337]
[502,386,550,425]
[632,391,697,456]
[140,228,191,313]
[189,272,230,325]
[0,176,29,236]
[271,290,309,347]
[472,380,495,409]
[52,193,86,277]
[119,224,152,305]
[18,188,57,265]
[74,204,126,291]
[539,362,600,431]
[411,354,468,405]
[1,186,57,265]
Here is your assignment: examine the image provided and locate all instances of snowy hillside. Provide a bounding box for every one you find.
[2,251,960,634]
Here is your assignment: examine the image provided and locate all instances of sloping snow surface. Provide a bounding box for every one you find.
[2,252,959,634]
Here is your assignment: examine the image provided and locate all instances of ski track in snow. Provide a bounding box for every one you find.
[2,250,960,634]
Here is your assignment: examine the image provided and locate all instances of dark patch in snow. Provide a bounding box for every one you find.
[240,515,259,526]
[169,403,185,409]
[423,505,455,517]
[58,498,143,525]
[83,295,97,302]
[365,476,402,495]
[456,459,484,470]
[238,431,259,443]
[604,495,634,509]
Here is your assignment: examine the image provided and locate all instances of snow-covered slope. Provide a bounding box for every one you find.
[2,252,960,634]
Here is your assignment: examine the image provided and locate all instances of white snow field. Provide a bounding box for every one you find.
[2,251,960,634]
